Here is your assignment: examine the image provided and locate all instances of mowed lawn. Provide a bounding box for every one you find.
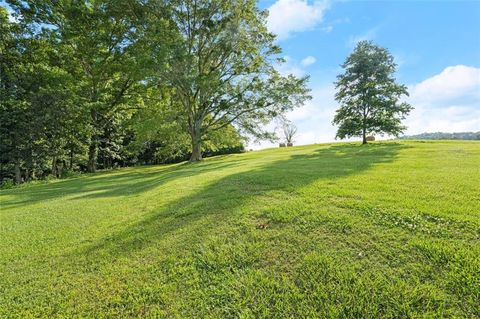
[1,141,479,318]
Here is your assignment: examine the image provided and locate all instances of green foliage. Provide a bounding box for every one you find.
[1,1,255,181]
[0,178,14,189]
[146,0,311,160]
[131,98,245,164]
[0,6,82,182]
[333,41,413,144]
[1,141,479,317]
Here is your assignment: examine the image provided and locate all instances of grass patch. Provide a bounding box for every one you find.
[1,141,479,317]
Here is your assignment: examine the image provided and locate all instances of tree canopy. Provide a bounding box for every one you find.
[0,0,310,184]
[146,0,310,161]
[333,41,412,144]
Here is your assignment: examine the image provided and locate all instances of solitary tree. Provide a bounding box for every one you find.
[282,121,297,146]
[149,0,310,161]
[333,41,412,144]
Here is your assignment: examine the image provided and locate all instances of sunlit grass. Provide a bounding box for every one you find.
[1,140,479,318]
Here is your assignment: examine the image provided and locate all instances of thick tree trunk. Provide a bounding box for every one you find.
[189,117,203,162]
[189,123,203,162]
[190,135,202,162]
[14,161,22,184]
[87,140,97,173]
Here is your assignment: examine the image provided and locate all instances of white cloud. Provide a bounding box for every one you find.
[267,0,330,40]
[301,56,317,67]
[286,86,339,144]
[276,56,306,77]
[287,85,337,122]
[404,65,480,134]
[276,55,317,77]
[332,17,350,24]
[408,65,480,104]
[321,25,333,33]
[348,27,378,47]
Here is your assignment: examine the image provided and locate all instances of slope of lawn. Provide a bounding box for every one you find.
[1,140,479,318]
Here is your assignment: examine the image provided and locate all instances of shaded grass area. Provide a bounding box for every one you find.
[1,141,479,318]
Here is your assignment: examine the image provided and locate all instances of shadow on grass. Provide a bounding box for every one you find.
[0,156,251,209]
[72,142,408,259]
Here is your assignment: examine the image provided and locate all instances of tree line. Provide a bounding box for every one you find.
[1,1,413,186]
[0,0,310,184]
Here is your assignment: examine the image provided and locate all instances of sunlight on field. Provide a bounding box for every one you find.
[1,140,479,317]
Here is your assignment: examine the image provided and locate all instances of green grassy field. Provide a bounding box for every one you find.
[1,141,479,318]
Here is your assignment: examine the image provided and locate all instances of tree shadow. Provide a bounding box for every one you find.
[69,142,408,260]
[0,156,251,210]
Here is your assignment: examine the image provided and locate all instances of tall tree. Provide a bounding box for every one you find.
[333,41,412,144]
[149,0,310,161]
[8,0,153,172]
[1,6,79,182]
[0,6,25,183]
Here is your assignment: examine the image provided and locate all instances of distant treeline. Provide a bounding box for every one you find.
[399,132,480,140]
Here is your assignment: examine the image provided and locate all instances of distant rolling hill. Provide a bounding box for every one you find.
[399,131,480,140]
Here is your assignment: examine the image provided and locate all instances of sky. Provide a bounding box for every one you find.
[253,0,480,148]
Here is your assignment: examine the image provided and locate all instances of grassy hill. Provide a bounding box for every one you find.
[1,141,479,318]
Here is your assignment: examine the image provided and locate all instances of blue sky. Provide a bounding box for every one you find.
[255,0,480,147]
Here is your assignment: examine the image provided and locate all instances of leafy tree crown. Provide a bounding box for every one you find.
[333,40,413,141]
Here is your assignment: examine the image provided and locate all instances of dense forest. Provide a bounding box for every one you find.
[399,132,480,140]
[0,0,310,184]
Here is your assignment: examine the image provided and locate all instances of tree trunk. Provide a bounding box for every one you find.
[51,156,57,178]
[87,140,97,173]
[190,136,202,162]
[25,149,33,181]
[69,148,74,170]
[14,161,22,184]
[362,107,367,144]
[189,124,203,162]
[362,127,367,144]
[58,160,65,177]
[88,109,98,173]
[30,156,36,180]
